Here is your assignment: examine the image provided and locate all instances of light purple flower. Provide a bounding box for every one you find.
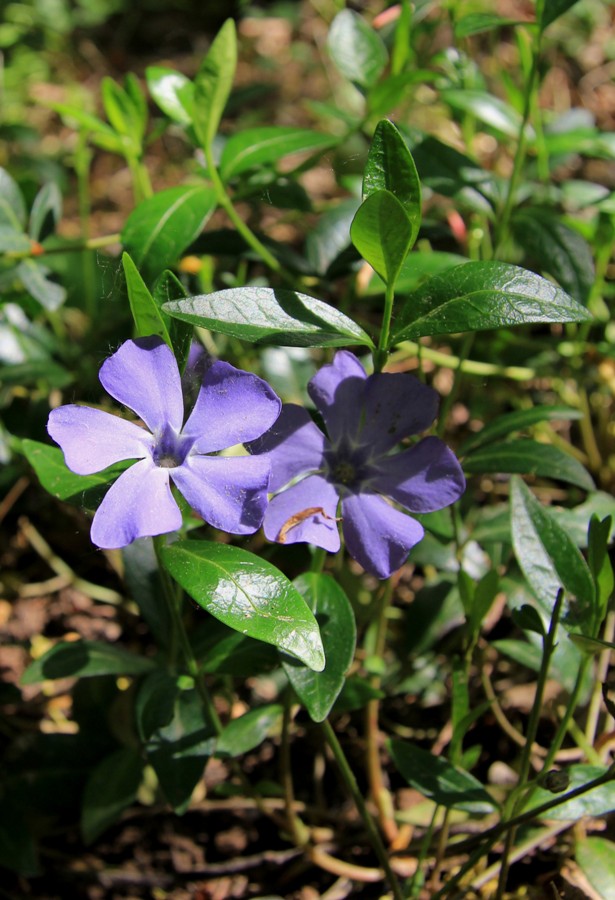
[47,337,281,549]
[249,350,465,579]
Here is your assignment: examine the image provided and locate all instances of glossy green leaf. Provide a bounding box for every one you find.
[29,183,62,242]
[163,286,374,348]
[17,260,66,310]
[327,9,388,90]
[121,184,216,285]
[389,739,498,814]
[541,0,582,31]
[220,127,336,180]
[464,439,595,491]
[576,836,615,900]
[441,89,533,140]
[21,640,156,684]
[363,119,421,249]
[193,19,237,150]
[152,269,192,372]
[512,208,595,304]
[510,476,595,627]
[0,167,26,229]
[216,704,283,758]
[81,747,144,844]
[523,765,615,820]
[350,190,413,285]
[146,66,194,125]
[21,438,129,503]
[140,678,216,813]
[161,540,325,671]
[459,405,583,455]
[391,261,592,343]
[282,574,356,723]
[122,252,172,346]
[454,14,523,37]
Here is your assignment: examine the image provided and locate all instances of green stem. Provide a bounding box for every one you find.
[204,143,283,275]
[374,280,396,372]
[495,588,565,899]
[436,333,475,438]
[321,719,404,900]
[389,341,534,381]
[494,26,542,254]
[5,233,122,261]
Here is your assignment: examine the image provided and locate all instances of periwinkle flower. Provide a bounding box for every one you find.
[47,337,281,549]
[249,350,465,579]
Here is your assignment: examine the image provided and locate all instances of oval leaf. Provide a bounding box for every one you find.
[510,476,595,627]
[121,184,216,285]
[523,764,615,820]
[281,574,356,723]
[21,438,130,504]
[350,190,413,285]
[122,252,172,346]
[576,835,615,899]
[81,748,144,844]
[327,10,388,90]
[163,286,374,348]
[391,261,592,343]
[21,640,156,684]
[442,89,533,140]
[216,704,283,758]
[220,127,336,181]
[363,119,421,249]
[161,540,325,671]
[193,19,237,150]
[389,739,498,814]
[464,439,595,491]
[146,66,194,125]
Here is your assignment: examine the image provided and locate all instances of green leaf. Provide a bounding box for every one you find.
[363,119,421,250]
[588,515,614,625]
[541,0,582,31]
[17,260,66,310]
[391,261,592,343]
[568,633,615,655]
[122,252,172,346]
[152,270,193,372]
[121,184,216,285]
[332,676,385,713]
[122,539,173,649]
[193,19,237,150]
[576,836,615,900]
[454,14,524,37]
[101,77,143,148]
[140,678,216,813]
[523,765,615,820]
[459,405,583,455]
[350,190,413,285]
[281,574,356,723]
[220,127,336,181]
[0,227,31,252]
[21,438,129,503]
[363,250,467,297]
[215,704,283,758]
[146,66,194,126]
[0,167,26,229]
[512,208,595,304]
[161,540,325,671]
[464,439,595,491]
[410,136,496,210]
[163,286,374,348]
[389,739,498,814]
[21,640,156,684]
[511,604,546,637]
[29,183,62,242]
[441,89,533,140]
[510,476,595,628]
[81,747,144,844]
[47,102,124,152]
[327,10,388,90]
[305,198,360,275]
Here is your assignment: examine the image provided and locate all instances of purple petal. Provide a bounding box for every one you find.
[90,458,181,548]
[48,405,152,475]
[371,437,465,512]
[183,361,281,453]
[99,337,184,434]
[358,372,439,454]
[248,404,327,491]
[341,493,424,579]
[171,454,272,534]
[263,476,341,552]
[307,351,367,445]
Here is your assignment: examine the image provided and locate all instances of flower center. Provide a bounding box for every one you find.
[331,460,357,485]
[152,425,191,470]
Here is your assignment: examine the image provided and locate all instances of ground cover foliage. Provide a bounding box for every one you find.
[1,0,614,897]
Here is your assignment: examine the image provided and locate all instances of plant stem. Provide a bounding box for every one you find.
[374,280,396,372]
[281,691,310,846]
[436,333,475,438]
[389,341,534,380]
[321,719,404,900]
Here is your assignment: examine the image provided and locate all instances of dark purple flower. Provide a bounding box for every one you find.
[48,337,281,549]
[249,350,465,579]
